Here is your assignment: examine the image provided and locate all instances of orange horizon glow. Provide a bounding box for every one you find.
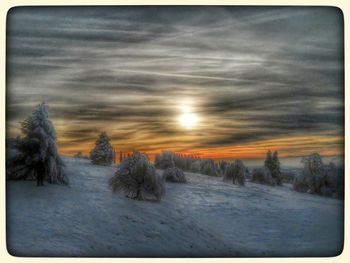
[57,134,344,161]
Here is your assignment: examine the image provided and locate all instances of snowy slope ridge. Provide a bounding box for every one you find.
[7,157,343,257]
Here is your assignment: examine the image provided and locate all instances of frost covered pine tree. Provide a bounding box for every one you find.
[90,132,114,165]
[7,102,69,185]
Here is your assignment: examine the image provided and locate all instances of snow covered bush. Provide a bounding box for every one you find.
[109,152,165,201]
[293,153,324,194]
[200,159,219,176]
[324,162,344,199]
[173,154,187,170]
[251,167,276,186]
[219,160,229,176]
[190,160,202,173]
[293,153,344,199]
[264,150,282,185]
[163,167,187,183]
[185,157,198,171]
[90,132,114,165]
[74,151,84,158]
[6,103,69,185]
[224,160,245,185]
[154,151,175,169]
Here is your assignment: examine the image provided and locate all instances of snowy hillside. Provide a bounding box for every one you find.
[7,157,343,257]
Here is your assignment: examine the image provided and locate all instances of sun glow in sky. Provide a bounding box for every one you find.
[177,102,199,129]
[178,113,198,129]
[6,7,344,162]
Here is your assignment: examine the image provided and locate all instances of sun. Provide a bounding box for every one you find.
[178,113,198,128]
[177,102,199,129]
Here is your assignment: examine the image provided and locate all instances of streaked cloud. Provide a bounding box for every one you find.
[6,6,344,159]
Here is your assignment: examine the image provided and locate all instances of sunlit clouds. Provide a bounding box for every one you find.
[6,7,344,161]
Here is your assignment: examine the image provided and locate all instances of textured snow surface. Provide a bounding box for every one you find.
[7,157,343,257]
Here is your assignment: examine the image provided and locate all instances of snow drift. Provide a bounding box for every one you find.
[6,157,343,257]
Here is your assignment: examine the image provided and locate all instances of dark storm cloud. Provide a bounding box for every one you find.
[6,6,344,155]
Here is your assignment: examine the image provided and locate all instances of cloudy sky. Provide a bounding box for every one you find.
[6,6,344,160]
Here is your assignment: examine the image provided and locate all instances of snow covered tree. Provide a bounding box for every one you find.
[6,102,69,185]
[271,151,282,185]
[301,153,324,193]
[154,151,175,169]
[109,152,165,201]
[173,154,187,170]
[74,151,83,158]
[219,160,229,176]
[264,150,273,171]
[163,167,187,183]
[293,153,325,194]
[324,162,341,197]
[264,150,282,185]
[224,160,245,185]
[200,159,219,176]
[190,160,202,173]
[294,154,344,199]
[90,132,114,165]
[119,151,123,163]
[251,167,276,186]
[185,157,196,171]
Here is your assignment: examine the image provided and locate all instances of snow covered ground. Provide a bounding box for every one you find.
[6,157,344,257]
